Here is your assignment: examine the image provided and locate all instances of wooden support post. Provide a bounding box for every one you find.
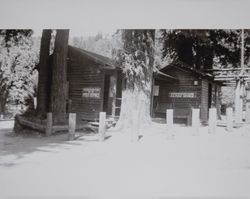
[46,112,52,136]
[235,80,243,123]
[226,107,233,132]
[98,112,106,141]
[208,108,217,134]
[192,108,200,135]
[240,82,244,120]
[246,88,250,123]
[166,109,174,139]
[68,113,76,141]
[110,75,117,117]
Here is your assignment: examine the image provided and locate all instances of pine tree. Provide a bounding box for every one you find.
[36,29,52,117]
[114,30,155,132]
[50,30,69,124]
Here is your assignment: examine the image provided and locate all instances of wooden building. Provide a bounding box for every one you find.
[152,62,221,125]
[67,46,122,121]
[66,47,220,125]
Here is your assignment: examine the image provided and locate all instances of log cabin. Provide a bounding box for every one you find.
[152,62,222,125]
[67,46,122,121]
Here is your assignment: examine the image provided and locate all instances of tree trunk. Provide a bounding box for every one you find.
[36,29,52,117]
[50,30,69,124]
[0,88,8,117]
[115,30,155,132]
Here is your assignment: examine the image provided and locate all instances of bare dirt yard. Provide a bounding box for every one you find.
[1,120,250,198]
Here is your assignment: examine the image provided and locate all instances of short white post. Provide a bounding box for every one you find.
[0,114,3,120]
[166,109,174,139]
[99,112,106,141]
[46,112,52,136]
[226,107,233,132]
[208,108,217,134]
[68,113,76,140]
[33,97,37,110]
[192,108,200,135]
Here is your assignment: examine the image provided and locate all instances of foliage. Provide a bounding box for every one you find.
[160,29,249,69]
[0,30,39,114]
[113,30,155,91]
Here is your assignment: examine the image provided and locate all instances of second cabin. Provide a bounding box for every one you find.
[152,62,221,125]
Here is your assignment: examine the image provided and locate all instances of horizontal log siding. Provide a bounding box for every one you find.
[67,50,104,120]
[156,68,201,109]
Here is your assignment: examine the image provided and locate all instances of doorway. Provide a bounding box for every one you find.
[103,74,110,114]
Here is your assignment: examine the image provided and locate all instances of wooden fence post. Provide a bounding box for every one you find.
[208,108,217,134]
[192,108,200,135]
[46,112,52,136]
[99,112,106,141]
[68,113,76,141]
[226,107,233,132]
[166,109,174,139]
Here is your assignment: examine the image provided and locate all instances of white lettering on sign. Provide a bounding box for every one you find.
[82,87,101,98]
[169,92,195,98]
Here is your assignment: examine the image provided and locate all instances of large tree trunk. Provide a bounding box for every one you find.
[0,87,8,117]
[50,30,69,124]
[115,30,155,133]
[36,29,52,117]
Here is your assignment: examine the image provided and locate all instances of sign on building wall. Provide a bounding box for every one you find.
[169,92,195,98]
[82,87,101,98]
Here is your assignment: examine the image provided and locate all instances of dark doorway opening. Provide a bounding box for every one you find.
[208,83,212,109]
[103,74,110,114]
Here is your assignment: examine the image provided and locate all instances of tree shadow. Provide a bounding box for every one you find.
[0,127,103,168]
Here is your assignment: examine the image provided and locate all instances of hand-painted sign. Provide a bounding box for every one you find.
[82,87,101,98]
[169,92,195,98]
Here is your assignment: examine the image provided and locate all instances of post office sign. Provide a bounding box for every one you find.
[169,92,195,98]
[82,87,101,98]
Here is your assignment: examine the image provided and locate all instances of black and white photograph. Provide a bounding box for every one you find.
[1,0,250,198]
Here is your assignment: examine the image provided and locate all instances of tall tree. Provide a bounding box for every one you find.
[0,30,38,116]
[115,30,155,131]
[36,29,52,117]
[50,29,69,124]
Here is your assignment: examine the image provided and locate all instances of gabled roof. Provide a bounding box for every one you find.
[68,46,118,70]
[160,61,214,80]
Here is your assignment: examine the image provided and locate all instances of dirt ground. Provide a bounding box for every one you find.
[1,120,250,198]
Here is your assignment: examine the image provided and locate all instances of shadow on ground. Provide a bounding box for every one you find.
[0,124,102,168]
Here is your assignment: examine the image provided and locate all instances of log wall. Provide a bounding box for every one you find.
[67,48,105,120]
